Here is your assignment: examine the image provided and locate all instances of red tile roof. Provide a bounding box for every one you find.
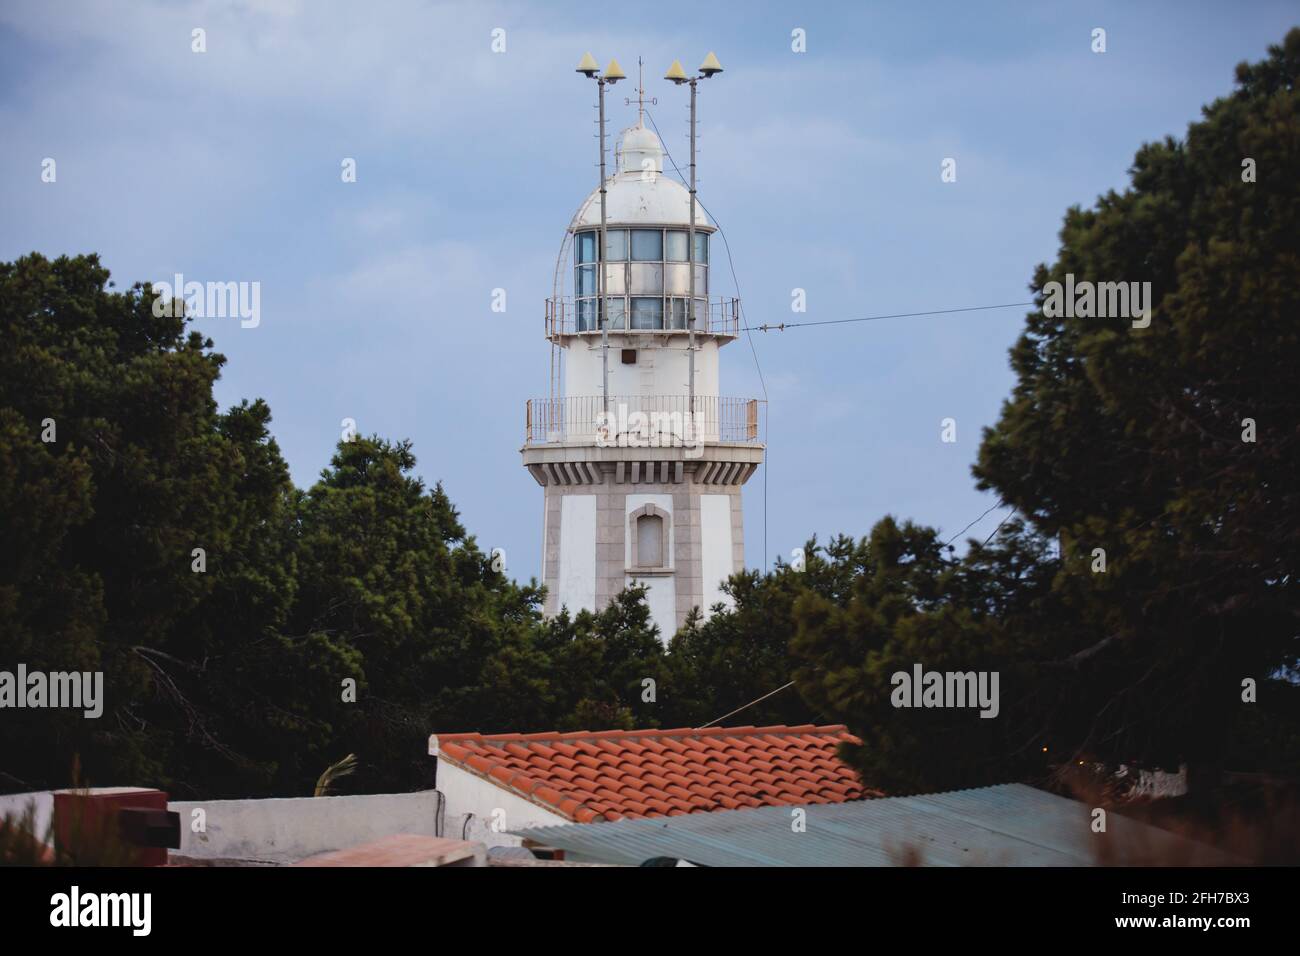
[431,724,877,823]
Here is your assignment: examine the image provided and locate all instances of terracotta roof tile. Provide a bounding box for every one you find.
[432,724,877,823]
[534,785,566,806]
[642,772,672,791]
[464,754,494,775]
[440,742,470,761]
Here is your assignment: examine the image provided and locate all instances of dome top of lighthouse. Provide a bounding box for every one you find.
[618,123,663,173]
[573,123,710,230]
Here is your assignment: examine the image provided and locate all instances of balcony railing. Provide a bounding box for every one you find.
[545,296,741,339]
[525,395,764,446]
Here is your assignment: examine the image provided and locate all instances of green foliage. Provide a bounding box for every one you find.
[791,518,1067,792]
[791,30,1300,794]
[532,587,661,731]
[0,253,301,794]
[1,764,143,866]
[0,260,671,796]
[659,536,865,728]
[6,32,1296,805]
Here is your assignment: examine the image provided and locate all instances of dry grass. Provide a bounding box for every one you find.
[314,753,359,797]
[1,761,143,866]
[1055,762,1300,866]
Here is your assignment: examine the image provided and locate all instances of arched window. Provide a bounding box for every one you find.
[637,513,664,567]
[629,504,671,571]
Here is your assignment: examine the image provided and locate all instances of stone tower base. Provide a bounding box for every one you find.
[522,443,762,640]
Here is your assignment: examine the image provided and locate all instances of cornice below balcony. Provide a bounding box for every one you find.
[521,443,763,487]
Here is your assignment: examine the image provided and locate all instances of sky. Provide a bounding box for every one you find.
[1,0,1295,585]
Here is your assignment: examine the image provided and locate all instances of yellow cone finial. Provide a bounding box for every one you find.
[699,51,723,76]
[576,52,599,77]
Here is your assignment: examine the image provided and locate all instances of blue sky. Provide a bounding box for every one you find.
[2,1,1295,585]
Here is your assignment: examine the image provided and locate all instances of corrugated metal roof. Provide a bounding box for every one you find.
[510,783,1235,867]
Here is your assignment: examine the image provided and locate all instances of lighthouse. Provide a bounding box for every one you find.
[521,55,764,641]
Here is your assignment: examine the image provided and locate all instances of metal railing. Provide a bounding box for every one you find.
[545,296,741,338]
[525,395,764,446]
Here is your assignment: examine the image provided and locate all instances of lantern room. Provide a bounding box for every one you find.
[547,122,738,340]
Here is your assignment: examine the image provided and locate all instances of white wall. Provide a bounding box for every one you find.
[624,492,676,639]
[169,790,444,863]
[700,494,735,615]
[558,494,597,614]
[540,492,549,583]
[0,789,54,840]
[565,336,720,400]
[434,759,568,849]
[0,786,160,846]
[2,783,566,861]
[626,574,677,642]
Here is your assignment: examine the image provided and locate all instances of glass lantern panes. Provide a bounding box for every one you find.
[693,264,708,294]
[577,297,597,332]
[665,230,688,262]
[606,297,627,330]
[631,297,663,330]
[630,229,663,261]
[627,262,663,294]
[570,228,713,334]
[694,232,708,264]
[667,298,688,330]
[605,229,627,261]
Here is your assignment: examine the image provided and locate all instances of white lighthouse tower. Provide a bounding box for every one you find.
[521,55,764,641]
